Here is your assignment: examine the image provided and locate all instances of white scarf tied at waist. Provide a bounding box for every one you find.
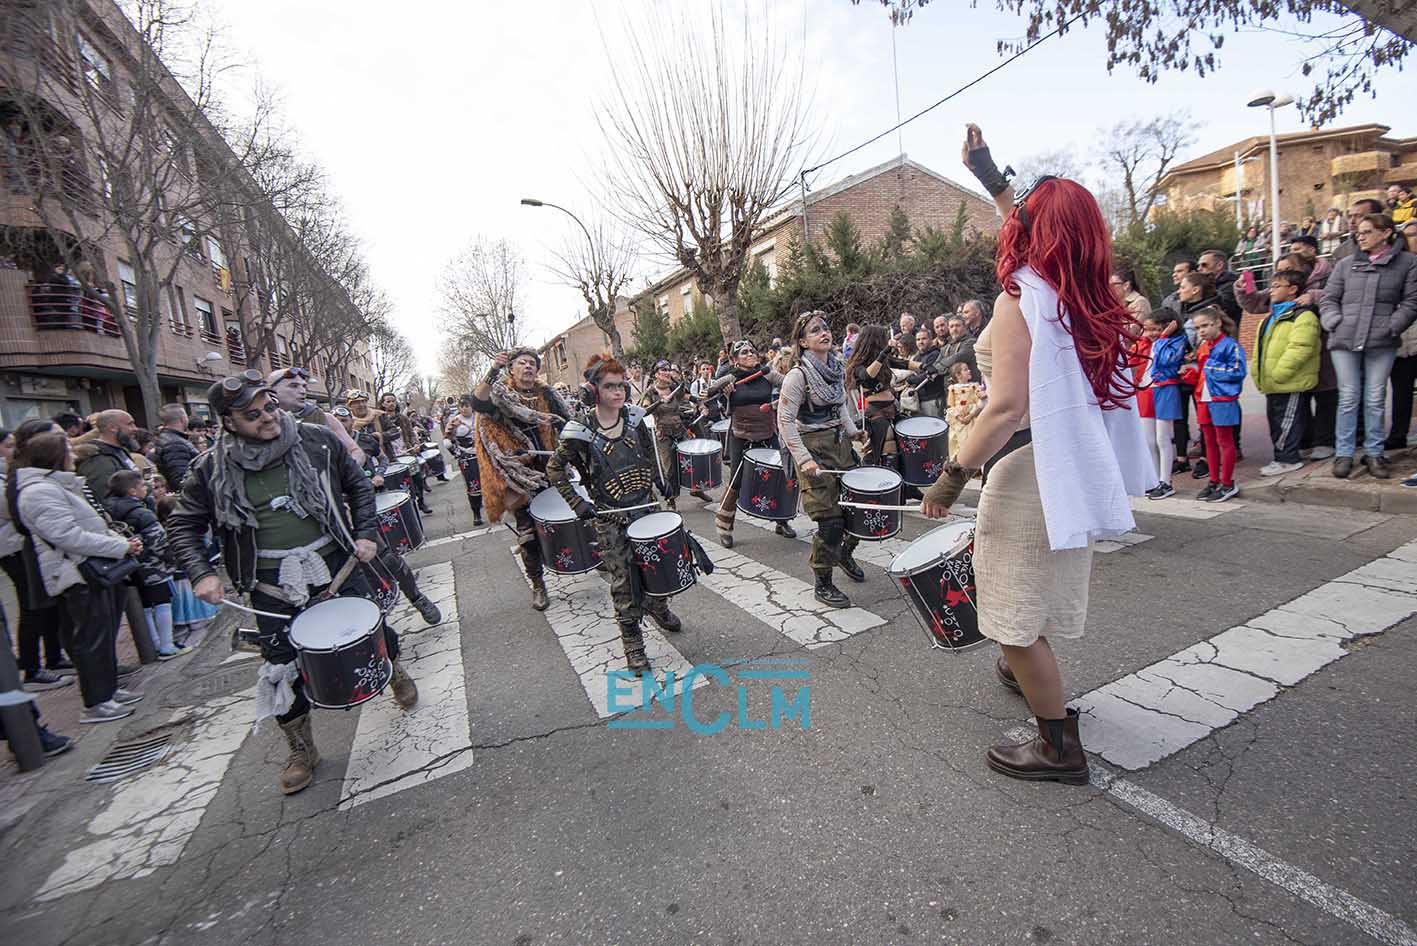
[253,661,300,730]
[256,536,334,607]
[1013,265,1155,550]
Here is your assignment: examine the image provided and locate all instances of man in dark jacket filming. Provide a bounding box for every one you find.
[167,369,419,796]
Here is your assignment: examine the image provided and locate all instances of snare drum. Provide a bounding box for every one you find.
[888,521,984,652]
[737,448,799,521]
[529,483,601,575]
[419,447,446,478]
[395,454,423,478]
[375,490,425,553]
[362,563,400,612]
[711,419,730,455]
[458,452,482,498]
[676,438,723,491]
[895,416,949,487]
[840,467,903,540]
[627,512,696,597]
[288,596,392,709]
[382,462,413,494]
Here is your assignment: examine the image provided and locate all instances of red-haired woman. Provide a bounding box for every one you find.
[921,124,1155,785]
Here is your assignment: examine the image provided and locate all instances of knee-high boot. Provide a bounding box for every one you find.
[716,487,739,547]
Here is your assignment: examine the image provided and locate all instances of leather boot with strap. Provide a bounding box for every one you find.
[277,713,320,795]
[716,487,739,547]
[986,708,1089,785]
[620,622,651,674]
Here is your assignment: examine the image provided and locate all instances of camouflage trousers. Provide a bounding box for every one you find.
[799,427,861,573]
[512,507,545,581]
[595,516,673,626]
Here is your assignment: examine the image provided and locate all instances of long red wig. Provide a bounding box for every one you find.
[996,178,1138,410]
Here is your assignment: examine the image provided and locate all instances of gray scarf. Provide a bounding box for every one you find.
[209,412,340,540]
[799,350,845,406]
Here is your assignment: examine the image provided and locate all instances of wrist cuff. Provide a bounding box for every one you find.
[966,146,1012,197]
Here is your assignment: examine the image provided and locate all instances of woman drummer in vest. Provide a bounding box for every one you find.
[713,339,797,547]
[548,354,682,674]
[844,324,910,469]
[777,311,868,608]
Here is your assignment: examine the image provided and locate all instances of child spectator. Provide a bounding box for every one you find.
[105,470,189,660]
[1192,307,1248,502]
[1137,312,1186,499]
[1251,270,1321,477]
[156,493,219,643]
[944,361,985,460]
[150,473,169,504]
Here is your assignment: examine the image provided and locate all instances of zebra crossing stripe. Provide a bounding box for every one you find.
[340,562,473,810]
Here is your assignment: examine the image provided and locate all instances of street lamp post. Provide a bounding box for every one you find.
[520,197,596,261]
[1246,89,1295,264]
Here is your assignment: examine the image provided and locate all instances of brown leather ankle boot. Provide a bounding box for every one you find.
[986,708,1089,785]
[995,655,1022,694]
[620,622,651,675]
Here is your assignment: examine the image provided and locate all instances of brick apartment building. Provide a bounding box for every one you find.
[0,0,375,427]
[1157,123,1417,226]
[538,154,997,386]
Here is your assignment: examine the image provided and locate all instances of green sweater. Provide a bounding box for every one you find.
[245,461,325,556]
[1250,303,1321,395]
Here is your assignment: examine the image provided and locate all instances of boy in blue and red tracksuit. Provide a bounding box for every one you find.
[1192,306,1248,503]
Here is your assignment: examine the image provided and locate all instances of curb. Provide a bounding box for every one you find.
[1236,474,1417,514]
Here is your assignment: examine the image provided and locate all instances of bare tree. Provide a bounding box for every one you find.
[545,216,635,358]
[1,0,302,427]
[368,318,416,396]
[1098,115,1196,230]
[858,0,1412,126]
[436,342,482,397]
[598,5,817,343]
[437,236,526,361]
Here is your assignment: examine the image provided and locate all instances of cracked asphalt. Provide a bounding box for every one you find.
[2,485,1414,946]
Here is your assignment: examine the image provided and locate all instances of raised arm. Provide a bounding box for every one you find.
[962,124,1015,225]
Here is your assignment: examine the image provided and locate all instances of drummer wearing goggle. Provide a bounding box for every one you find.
[165,369,420,796]
[711,338,798,547]
[266,366,366,466]
[640,358,703,508]
[547,353,684,674]
[775,312,868,608]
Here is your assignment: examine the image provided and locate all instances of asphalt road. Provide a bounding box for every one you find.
[2,472,1414,946]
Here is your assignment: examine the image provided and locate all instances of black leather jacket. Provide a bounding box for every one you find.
[167,424,378,593]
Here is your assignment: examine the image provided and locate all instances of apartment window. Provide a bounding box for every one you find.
[656,294,669,316]
[193,294,217,338]
[95,153,112,201]
[117,260,138,316]
[206,238,227,269]
[76,33,114,96]
[162,287,185,334]
[680,285,692,314]
[752,240,778,285]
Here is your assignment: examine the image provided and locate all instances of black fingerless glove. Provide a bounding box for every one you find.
[965,145,1013,197]
[484,365,501,384]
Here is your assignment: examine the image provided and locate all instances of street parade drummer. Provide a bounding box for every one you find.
[168,369,418,796]
[638,359,708,508]
[548,354,683,674]
[471,347,571,613]
[777,310,868,609]
[712,338,796,548]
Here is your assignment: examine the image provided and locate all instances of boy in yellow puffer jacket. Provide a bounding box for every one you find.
[1251,270,1321,476]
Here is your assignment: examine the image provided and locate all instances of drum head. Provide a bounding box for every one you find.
[529,482,590,524]
[626,511,683,541]
[896,416,948,439]
[744,447,783,469]
[384,463,409,477]
[711,419,730,434]
[419,449,439,460]
[376,490,410,514]
[395,455,418,466]
[677,438,722,457]
[289,596,382,650]
[842,467,901,493]
[889,521,974,577]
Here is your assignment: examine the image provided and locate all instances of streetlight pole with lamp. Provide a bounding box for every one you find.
[1246,89,1295,265]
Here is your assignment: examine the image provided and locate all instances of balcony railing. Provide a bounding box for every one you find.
[269,351,291,370]
[226,331,246,366]
[27,284,120,336]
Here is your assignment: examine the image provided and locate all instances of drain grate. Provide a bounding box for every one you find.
[85,731,176,783]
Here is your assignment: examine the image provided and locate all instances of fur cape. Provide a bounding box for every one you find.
[475,382,560,524]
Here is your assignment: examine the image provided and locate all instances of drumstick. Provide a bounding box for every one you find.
[221,598,290,620]
[838,500,977,517]
[594,500,662,517]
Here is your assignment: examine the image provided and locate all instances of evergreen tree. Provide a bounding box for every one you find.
[628,296,671,364]
[880,204,912,259]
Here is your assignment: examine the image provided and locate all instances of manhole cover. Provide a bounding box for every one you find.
[85,727,181,783]
[163,663,256,706]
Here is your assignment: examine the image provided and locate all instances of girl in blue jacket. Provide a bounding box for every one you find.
[1145,312,1188,499]
[1192,307,1248,502]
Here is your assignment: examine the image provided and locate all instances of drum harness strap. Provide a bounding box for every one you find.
[981,428,1033,484]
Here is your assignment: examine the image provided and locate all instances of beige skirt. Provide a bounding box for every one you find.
[973,444,1093,647]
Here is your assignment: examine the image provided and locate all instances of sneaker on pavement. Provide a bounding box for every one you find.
[81,701,134,724]
[1401,473,1417,489]
[1191,459,1210,479]
[1196,483,1220,502]
[1259,461,1303,477]
[1171,459,1191,475]
[1307,446,1336,460]
[39,727,73,757]
[1213,483,1241,503]
[1146,482,1176,500]
[157,645,193,661]
[48,657,77,675]
[116,663,141,679]
[22,669,73,692]
[111,688,144,706]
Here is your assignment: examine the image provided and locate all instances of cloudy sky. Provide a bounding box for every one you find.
[216,1,1416,374]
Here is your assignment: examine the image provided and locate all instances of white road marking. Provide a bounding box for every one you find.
[698,541,886,648]
[1074,539,1417,771]
[1000,725,1417,946]
[419,526,496,550]
[340,562,473,810]
[36,690,256,901]
[1129,493,1245,519]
